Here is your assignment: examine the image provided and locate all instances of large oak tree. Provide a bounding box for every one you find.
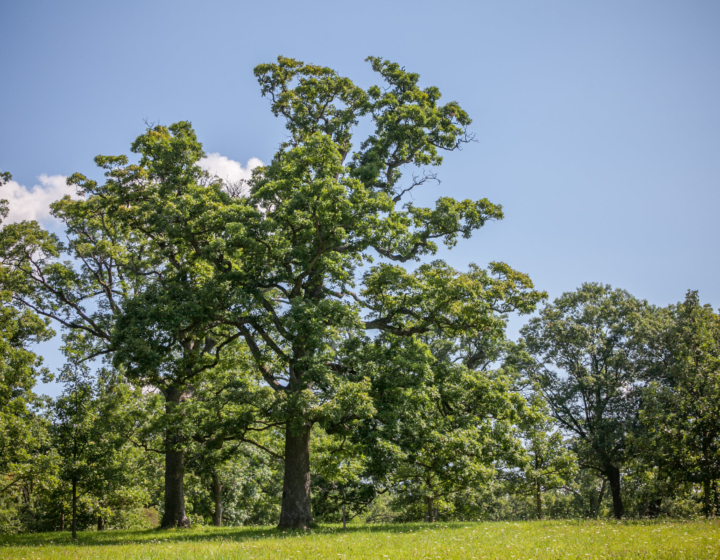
[98,57,542,528]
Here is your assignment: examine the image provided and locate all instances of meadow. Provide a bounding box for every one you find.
[0,519,717,559]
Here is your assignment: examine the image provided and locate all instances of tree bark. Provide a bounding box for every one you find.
[97,515,104,531]
[536,480,543,520]
[60,511,64,532]
[342,503,346,530]
[278,421,313,529]
[592,479,606,518]
[703,478,712,518]
[71,478,77,540]
[425,497,434,522]
[211,471,223,527]
[161,450,189,528]
[161,387,190,528]
[606,464,624,519]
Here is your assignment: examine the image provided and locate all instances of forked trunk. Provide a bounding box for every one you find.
[212,471,223,527]
[606,464,624,519]
[161,387,190,528]
[278,421,313,529]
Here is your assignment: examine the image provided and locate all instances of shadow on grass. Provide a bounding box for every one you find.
[0,521,457,548]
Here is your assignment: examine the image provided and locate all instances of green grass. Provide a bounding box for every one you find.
[0,519,718,559]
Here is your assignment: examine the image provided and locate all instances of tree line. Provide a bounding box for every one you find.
[0,57,718,535]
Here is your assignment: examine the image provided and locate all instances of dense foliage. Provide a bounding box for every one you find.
[0,60,718,535]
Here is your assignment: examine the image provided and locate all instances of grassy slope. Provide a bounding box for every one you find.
[0,519,718,559]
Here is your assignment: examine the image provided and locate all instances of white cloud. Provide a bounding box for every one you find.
[199,153,263,185]
[0,154,262,227]
[1,174,79,225]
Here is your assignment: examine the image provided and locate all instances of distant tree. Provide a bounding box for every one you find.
[506,404,577,520]
[52,353,96,539]
[86,369,153,531]
[520,283,652,519]
[310,426,377,528]
[362,325,535,522]
[52,334,152,537]
[182,352,280,528]
[640,291,720,517]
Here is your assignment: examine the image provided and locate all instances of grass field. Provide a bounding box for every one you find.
[0,519,717,559]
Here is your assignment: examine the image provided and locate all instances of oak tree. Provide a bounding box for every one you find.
[520,283,652,519]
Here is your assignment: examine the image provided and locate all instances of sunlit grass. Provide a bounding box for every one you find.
[1,519,718,559]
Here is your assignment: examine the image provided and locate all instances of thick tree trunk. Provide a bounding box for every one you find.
[161,387,190,528]
[97,515,105,531]
[161,450,189,528]
[211,471,223,527]
[425,497,434,522]
[71,478,77,540]
[278,422,313,529]
[536,480,543,520]
[606,464,624,519]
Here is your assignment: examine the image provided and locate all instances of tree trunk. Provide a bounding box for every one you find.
[703,478,712,518]
[278,421,313,529]
[646,497,662,518]
[592,479,606,518]
[161,449,189,528]
[211,471,223,527]
[433,507,439,522]
[342,503,346,530]
[60,511,64,532]
[97,515,104,531]
[606,464,624,519]
[71,478,77,540]
[536,480,543,520]
[161,387,190,528]
[425,497,434,522]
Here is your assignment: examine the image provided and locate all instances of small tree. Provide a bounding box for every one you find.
[507,406,577,519]
[52,354,96,539]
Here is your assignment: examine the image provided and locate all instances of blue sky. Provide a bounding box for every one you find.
[2,0,719,394]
